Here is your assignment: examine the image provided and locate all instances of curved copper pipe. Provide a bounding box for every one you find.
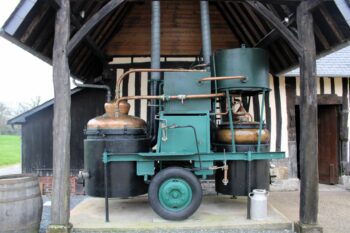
[115,93,225,112]
[198,76,246,83]
[115,68,206,100]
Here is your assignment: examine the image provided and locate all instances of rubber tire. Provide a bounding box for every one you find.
[148,167,202,220]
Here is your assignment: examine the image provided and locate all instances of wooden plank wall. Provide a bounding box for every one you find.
[105,0,239,56]
[21,89,106,176]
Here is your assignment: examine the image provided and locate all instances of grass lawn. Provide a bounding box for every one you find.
[0,135,21,166]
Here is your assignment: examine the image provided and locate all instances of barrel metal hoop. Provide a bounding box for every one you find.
[0,192,41,203]
[0,184,39,192]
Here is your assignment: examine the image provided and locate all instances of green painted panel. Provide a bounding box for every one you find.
[212,48,269,90]
[105,151,286,163]
[164,71,212,113]
[194,161,214,178]
[137,161,154,176]
[157,112,210,154]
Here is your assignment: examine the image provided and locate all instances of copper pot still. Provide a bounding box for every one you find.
[215,123,270,144]
[87,100,147,130]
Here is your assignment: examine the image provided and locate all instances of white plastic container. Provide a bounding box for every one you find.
[249,189,268,220]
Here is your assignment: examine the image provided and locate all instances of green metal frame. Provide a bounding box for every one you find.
[103,89,285,180]
[100,71,285,182]
[103,150,285,180]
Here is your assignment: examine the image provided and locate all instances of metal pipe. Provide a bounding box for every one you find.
[198,76,246,83]
[73,78,111,102]
[168,93,225,100]
[104,159,109,222]
[115,68,206,99]
[151,0,161,80]
[115,93,225,112]
[200,0,212,66]
[149,0,161,147]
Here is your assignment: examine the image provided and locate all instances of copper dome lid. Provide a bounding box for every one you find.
[87,101,147,130]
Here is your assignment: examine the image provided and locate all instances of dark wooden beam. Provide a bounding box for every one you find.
[273,75,282,151]
[0,30,52,64]
[318,4,345,42]
[99,3,130,49]
[48,0,61,10]
[304,0,326,12]
[210,0,303,4]
[313,23,330,50]
[217,2,247,44]
[209,0,332,4]
[70,14,108,64]
[341,79,349,165]
[296,0,319,227]
[67,0,125,55]
[225,2,256,45]
[49,0,71,230]
[231,2,262,41]
[241,3,268,35]
[247,0,302,55]
[254,13,295,48]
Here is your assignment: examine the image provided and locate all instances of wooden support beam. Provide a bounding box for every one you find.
[304,0,326,12]
[210,0,303,4]
[254,13,295,48]
[209,0,332,4]
[48,0,61,10]
[296,0,319,228]
[49,0,71,231]
[67,0,125,55]
[70,14,108,64]
[225,2,256,46]
[318,4,345,42]
[217,2,247,44]
[247,0,302,55]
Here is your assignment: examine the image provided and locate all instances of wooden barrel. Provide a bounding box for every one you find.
[0,174,43,233]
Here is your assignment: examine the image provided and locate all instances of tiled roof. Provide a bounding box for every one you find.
[285,45,350,77]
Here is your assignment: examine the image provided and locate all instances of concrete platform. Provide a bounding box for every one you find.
[70,195,293,233]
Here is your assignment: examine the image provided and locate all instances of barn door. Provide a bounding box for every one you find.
[318,105,339,184]
[295,104,340,184]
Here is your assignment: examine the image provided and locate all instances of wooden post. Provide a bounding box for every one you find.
[296,1,322,232]
[47,0,72,232]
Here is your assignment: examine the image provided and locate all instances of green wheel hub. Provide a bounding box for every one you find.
[158,178,192,212]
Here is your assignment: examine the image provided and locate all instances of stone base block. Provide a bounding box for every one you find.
[294,222,323,233]
[46,223,73,233]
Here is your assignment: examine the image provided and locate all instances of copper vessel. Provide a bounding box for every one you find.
[215,123,270,144]
[87,101,147,130]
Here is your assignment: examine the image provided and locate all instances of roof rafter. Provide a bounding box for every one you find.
[246,0,302,55]
[254,13,295,48]
[70,14,108,65]
[67,0,126,55]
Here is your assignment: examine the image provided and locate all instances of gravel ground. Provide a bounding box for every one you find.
[40,195,86,233]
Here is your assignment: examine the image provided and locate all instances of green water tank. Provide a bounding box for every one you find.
[212,47,269,91]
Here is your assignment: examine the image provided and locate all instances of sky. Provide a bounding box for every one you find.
[0,0,59,109]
